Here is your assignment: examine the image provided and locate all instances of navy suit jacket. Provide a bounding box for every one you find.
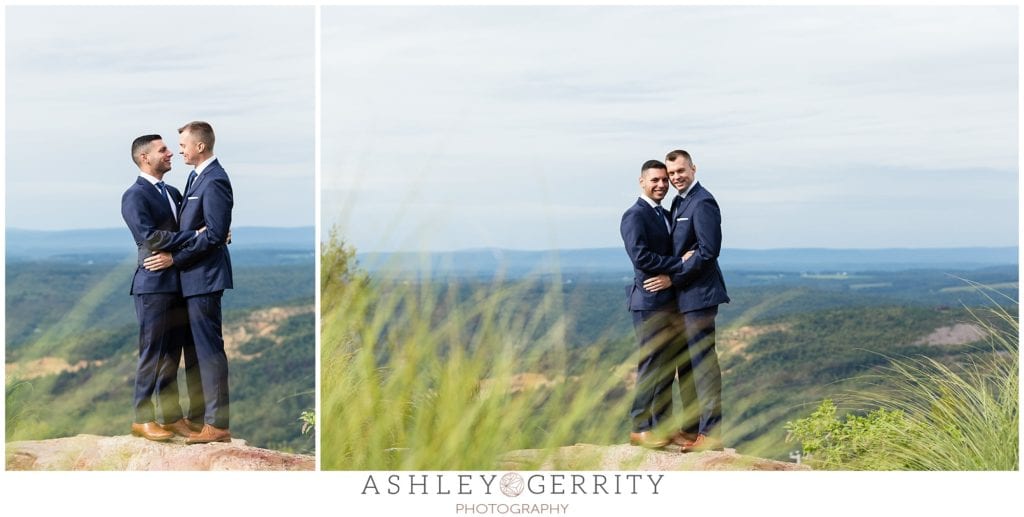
[620,197,685,311]
[121,176,196,295]
[173,159,234,297]
[669,182,730,313]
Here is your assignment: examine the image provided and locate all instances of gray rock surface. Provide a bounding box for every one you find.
[6,434,314,471]
[499,443,810,471]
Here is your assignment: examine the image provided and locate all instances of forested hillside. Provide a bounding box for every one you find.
[6,259,315,453]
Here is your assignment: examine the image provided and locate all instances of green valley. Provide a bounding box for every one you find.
[6,254,314,454]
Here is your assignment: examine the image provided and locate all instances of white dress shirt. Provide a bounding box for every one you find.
[193,155,218,177]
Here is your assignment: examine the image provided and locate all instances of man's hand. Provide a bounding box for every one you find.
[144,251,174,271]
[643,274,672,292]
[227,228,232,245]
[198,226,207,234]
[682,250,695,261]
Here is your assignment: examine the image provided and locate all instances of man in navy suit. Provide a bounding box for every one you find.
[620,160,696,448]
[645,149,729,452]
[121,134,206,441]
[144,121,234,444]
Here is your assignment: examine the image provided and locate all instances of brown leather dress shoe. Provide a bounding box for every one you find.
[670,430,699,448]
[131,421,173,442]
[629,431,669,449]
[186,424,232,444]
[161,419,196,437]
[682,434,724,453]
[183,418,204,433]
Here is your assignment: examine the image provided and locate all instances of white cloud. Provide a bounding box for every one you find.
[5,6,315,230]
[322,5,1017,251]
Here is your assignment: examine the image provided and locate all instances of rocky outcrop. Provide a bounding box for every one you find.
[6,434,314,471]
[498,443,809,471]
[914,323,986,346]
[224,305,314,361]
[5,356,106,380]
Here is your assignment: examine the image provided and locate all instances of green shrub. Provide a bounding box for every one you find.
[786,300,1018,470]
[785,399,911,469]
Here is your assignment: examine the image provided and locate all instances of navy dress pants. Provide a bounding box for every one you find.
[185,291,230,428]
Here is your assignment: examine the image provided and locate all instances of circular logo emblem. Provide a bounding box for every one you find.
[500,472,524,497]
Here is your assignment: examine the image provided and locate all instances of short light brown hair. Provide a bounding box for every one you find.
[665,149,693,166]
[178,121,215,150]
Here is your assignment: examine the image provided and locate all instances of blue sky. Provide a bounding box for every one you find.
[5,6,315,230]
[322,6,1017,251]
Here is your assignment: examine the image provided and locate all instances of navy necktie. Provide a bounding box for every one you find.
[156,181,178,221]
[671,195,683,218]
[184,170,198,196]
[656,206,671,231]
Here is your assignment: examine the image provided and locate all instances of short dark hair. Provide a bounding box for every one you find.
[641,159,667,174]
[665,149,693,165]
[131,134,162,166]
[178,120,215,150]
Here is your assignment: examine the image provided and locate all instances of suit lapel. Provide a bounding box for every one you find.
[675,182,703,219]
[167,186,183,219]
[669,195,682,232]
[638,198,670,238]
[180,160,218,212]
[138,177,175,222]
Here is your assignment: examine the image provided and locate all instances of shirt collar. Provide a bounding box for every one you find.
[138,171,163,187]
[678,181,698,199]
[638,193,663,208]
[194,155,218,176]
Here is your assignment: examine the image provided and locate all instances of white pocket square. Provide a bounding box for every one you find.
[187,196,199,200]
[676,217,689,221]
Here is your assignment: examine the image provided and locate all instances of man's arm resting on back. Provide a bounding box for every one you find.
[170,177,233,269]
[620,211,684,275]
[669,198,723,287]
[141,226,209,271]
[642,249,696,292]
[122,193,199,256]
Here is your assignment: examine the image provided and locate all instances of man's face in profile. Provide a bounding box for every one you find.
[640,167,670,203]
[143,139,173,174]
[667,157,696,193]
[179,130,203,167]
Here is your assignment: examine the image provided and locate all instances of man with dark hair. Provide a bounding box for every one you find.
[645,149,729,452]
[144,120,234,444]
[619,160,695,448]
[121,134,206,441]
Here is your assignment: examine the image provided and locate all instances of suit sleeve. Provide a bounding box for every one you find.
[171,176,233,269]
[620,210,684,275]
[671,197,723,285]
[120,191,197,253]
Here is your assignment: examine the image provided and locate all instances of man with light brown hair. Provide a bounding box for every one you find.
[645,149,729,452]
[144,120,235,444]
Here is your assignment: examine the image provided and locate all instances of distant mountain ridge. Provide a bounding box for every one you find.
[6,226,314,260]
[357,246,1018,276]
[7,228,1015,273]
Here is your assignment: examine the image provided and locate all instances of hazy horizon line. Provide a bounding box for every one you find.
[5,227,1016,253]
[6,225,315,232]
[356,245,1020,254]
